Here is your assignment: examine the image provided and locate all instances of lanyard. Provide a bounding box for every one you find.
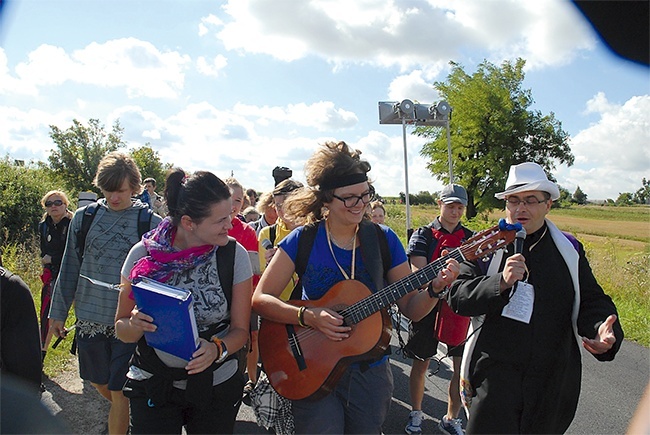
[325,221,358,280]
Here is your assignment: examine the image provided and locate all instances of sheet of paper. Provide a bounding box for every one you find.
[502,281,534,324]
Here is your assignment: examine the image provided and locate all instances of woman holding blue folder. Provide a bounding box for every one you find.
[115,168,253,434]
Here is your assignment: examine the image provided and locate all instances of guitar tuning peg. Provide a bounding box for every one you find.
[481,256,490,262]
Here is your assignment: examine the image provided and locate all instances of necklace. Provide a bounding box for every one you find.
[326,221,358,280]
[330,230,357,250]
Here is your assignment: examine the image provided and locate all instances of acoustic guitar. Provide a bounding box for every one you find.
[258,223,516,401]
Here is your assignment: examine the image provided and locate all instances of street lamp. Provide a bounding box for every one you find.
[378,99,452,236]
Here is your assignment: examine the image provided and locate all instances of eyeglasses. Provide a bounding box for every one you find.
[45,199,64,207]
[332,188,375,208]
[505,196,548,207]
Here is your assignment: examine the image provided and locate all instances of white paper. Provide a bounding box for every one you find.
[501,281,534,324]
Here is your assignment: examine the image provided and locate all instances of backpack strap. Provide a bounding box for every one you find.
[294,222,319,281]
[77,202,100,259]
[269,224,277,246]
[39,220,48,240]
[216,238,236,308]
[358,220,392,290]
[137,207,154,239]
[290,222,320,300]
[422,223,436,262]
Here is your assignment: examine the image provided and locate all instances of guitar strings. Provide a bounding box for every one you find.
[289,228,506,345]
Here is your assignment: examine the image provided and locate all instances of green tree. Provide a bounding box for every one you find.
[48,119,125,194]
[0,158,57,245]
[416,59,574,218]
[130,144,172,192]
[572,185,588,205]
[552,185,572,209]
[615,192,634,206]
[633,178,650,204]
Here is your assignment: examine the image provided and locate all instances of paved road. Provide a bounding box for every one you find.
[234,332,649,434]
[40,330,648,434]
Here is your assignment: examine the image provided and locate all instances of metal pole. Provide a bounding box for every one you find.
[446,119,453,183]
[402,118,411,235]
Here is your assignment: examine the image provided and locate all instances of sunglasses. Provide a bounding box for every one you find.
[45,199,64,207]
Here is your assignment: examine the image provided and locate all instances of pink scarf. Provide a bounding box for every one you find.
[128,217,217,284]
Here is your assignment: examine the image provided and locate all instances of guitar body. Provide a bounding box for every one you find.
[258,280,392,401]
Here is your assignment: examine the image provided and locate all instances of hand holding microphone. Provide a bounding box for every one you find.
[500,228,527,292]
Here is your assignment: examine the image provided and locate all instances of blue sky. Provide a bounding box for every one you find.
[1,0,648,200]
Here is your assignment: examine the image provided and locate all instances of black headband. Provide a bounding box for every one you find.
[319,172,368,191]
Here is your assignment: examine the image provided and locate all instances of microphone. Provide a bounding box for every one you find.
[514,228,526,255]
[261,239,273,250]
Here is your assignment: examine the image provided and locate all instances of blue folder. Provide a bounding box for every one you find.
[131,277,200,361]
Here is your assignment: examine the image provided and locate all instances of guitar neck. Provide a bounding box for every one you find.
[341,248,466,326]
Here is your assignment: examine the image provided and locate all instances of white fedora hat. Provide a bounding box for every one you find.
[495,162,560,200]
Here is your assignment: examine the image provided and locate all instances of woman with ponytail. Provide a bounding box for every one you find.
[115,168,253,434]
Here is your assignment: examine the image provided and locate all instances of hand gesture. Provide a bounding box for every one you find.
[582,314,617,355]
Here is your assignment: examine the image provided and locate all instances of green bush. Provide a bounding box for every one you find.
[0,158,62,246]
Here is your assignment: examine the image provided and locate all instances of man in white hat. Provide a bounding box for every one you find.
[447,162,623,434]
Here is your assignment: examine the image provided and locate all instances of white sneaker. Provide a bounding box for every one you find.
[438,415,464,435]
[405,410,423,435]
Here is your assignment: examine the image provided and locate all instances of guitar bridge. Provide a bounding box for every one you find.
[285,324,307,371]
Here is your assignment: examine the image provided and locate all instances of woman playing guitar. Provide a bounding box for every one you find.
[252,141,460,434]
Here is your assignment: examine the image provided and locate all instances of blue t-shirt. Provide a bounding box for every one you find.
[279,221,407,300]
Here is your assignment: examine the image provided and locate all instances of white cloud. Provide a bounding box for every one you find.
[199,14,223,37]
[211,0,595,69]
[196,54,228,77]
[556,94,650,199]
[8,39,191,98]
[387,69,442,103]
[234,101,358,131]
[0,106,79,160]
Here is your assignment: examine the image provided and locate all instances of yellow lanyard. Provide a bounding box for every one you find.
[326,222,358,280]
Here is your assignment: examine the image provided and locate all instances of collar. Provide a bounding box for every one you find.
[432,217,464,234]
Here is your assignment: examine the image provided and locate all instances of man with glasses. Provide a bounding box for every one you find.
[447,162,623,434]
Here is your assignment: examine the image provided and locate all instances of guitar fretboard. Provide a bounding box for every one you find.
[341,248,466,325]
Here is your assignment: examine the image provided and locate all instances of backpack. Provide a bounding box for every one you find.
[292,220,391,300]
[420,223,473,263]
[76,202,154,259]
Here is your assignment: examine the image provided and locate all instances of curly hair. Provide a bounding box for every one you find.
[283,141,372,225]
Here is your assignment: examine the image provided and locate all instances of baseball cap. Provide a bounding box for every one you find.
[440,184,468,205]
